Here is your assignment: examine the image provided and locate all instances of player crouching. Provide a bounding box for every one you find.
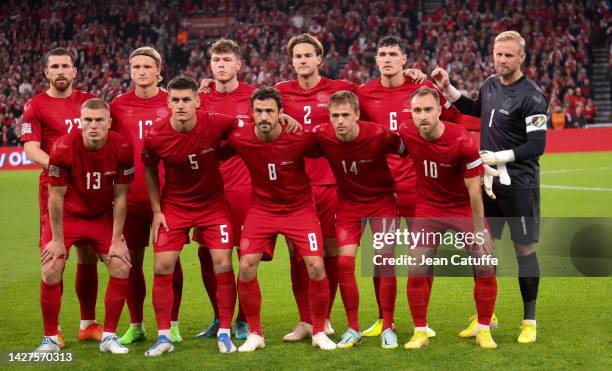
[35,99,134,354]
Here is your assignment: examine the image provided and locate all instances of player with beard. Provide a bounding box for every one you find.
[110,47,184,345]
[22,48,101,346]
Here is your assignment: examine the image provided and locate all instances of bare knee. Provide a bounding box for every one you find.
[305,257,325,280]
[239,258,258,281]
[42,260,65,284]
[107,257,130,278]
[211,249,233,274]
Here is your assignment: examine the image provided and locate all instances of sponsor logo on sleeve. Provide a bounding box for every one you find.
[21,122,32,134]
[525,114,547,132]
[49,165,60,177]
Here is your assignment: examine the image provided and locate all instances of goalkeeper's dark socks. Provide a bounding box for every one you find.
[474,277,497,325]
[198,246,219,317]
[104,276,129,333]
[76,263,98,321]
[216,271,237,329]
[517,252,540,320]
[237,277,262,335]
[407,276,430,327]
[171,260,183,321]
[152,273,173,330]
[337,255,360,331]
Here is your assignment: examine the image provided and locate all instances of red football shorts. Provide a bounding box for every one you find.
[124,201,153,250]
[312,185,337,239]
[396,191,416,218]
[335,197,399,247]
[192,188,251,246]
[41,212,113,256]
[154,196,234,253]
[239,204,323,261]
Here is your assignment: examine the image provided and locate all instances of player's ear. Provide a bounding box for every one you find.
[194,94,201,108]
[355,109,360,121]
[316,54,322,67]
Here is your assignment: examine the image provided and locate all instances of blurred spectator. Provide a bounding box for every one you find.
[0,0,607,146]
[550,104,568,129]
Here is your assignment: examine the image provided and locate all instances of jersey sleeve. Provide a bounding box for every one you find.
[522,90,548,134]
[142,136,160,168]
[304,131,323,158]
[47,142,71,186]
[459,133,484,178]
[381,127,406,155]
[20,99,42,143]
[116,141,135,184]
[211,112,243,139]
[454,85,483,118]
[109,101,122,134]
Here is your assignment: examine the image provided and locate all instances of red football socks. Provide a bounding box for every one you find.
[152,274,173,330]
[324,256,339,318]
[290,256,312,324]
[76,263,98,321]
[171,260,183,322]
[40,281,61,336]
[126,264,146,323]
[379,276,397,330]
[238,278,262,335]
[337,255,359,331]
[216,271,237,329]
[198,246,220,318]
[308,277,330,334]
[474,277,497,325]
[103,277,128,332]
[407,276,430,327]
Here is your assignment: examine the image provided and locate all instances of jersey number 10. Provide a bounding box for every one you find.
[423,160,438,178]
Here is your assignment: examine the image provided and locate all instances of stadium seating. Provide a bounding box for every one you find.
[0,0,609,146]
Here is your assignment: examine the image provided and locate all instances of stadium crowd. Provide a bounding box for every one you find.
[1,0,609,146]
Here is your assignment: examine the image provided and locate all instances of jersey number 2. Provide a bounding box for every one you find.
[304,105,312,125]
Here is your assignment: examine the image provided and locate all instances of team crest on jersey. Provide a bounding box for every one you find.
[21,122,32,134]
[525,114,547,133]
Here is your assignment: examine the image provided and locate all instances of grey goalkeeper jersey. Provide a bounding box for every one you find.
[458,75,548,189]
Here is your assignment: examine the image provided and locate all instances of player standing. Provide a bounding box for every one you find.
[110,47,184,345]
[35,98,134,354]
[142,77,239,355]
[194,38,254,340]
[432,31,547,343]
[313,91,404,349]
[274,34,356,339]
[226,87,335,352]
[356,36,466,337]
[398,88,498,350]
[22,48,102,345]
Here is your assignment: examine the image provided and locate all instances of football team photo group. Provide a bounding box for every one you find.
[1,0,610,369]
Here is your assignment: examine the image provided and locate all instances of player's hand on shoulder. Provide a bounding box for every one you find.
[199,78,214,93]
[152,212,170,243]
[404,68,427,84]
[41,239,66,265]
[280,114,303,133]
[107,237,131,267]
[431,67,450,91]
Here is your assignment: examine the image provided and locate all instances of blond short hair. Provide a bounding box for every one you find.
[129,47,162,68]
[495,31,526,54]
[82,98,110,111]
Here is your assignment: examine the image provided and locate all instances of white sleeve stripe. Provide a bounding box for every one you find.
[123,167,135,176]
[466,158,482,170]
[398,138,406,155]
[443,100,451,109]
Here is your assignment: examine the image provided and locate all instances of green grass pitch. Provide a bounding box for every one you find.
[0,152,610,370]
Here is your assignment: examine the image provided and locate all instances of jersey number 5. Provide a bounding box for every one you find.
[188,154,199,170]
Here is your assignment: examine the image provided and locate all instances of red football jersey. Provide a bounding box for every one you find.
[110,90,171,203]
[275,77,357,186]
[313,121,402,205]
[398,121,483,213]
[47,130,134,219]
[142,111,239,209]
[357,79,461,194]
[227,127,316,213]
[198,82,254,191]
[21,90,97,159]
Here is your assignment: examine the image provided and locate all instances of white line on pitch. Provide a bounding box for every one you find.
[541,167,612,174]
[541,184,612,192]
